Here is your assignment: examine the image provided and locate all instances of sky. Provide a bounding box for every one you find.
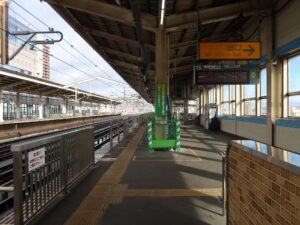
[8,0,138,99]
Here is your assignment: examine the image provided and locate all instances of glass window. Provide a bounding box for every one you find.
[244,85,256,99]
[209,88,216,104]
[222,103,230,115]
[231,85,236,100]
[261,99,267,116]
[243,83,256,116]
[261,68,267,97]
[231,102,236,115]
[260,68,267,116]
[244,100,256,116]
[222,85,229,102]
[289,96,300,117]
[288,55,300,93]
[287,55,300,117]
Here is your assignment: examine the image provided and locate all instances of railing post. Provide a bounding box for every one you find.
[117,119,121,143]
[60,136,68,194]
[12,146,24,225]
[124,119,129,137]
[110,120,113,151]
[219,151,226,216]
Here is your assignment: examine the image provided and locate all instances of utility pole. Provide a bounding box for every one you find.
[0,0,8,65]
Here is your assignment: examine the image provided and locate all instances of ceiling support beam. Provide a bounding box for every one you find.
[46,0,157,32]
[2,80,27,90]
[101,47,142,62]
[165,0,272,31]
[85,27,155,51]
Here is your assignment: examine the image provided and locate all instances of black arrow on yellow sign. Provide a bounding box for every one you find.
[243,45,255,55]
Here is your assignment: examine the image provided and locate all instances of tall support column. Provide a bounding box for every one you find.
[156,29,169,85]
[38,95,44,119]
[266,13,277,146]
[62,98,67,115]
[0,0,8,65]
[15,92,20,119]
[236,85,242,117]
[90,101,93,116]
[184,99,188,124]
[98,103,101,114]
[155,29,169,140]
[0,88,4,122]
[199,91,203,125]
[79,100,82,116]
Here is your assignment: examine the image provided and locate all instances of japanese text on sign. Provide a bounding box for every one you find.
[199,42,261,60]
[28,147,46,172]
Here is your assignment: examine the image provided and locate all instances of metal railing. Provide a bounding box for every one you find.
[0,113,151,225]
[11,127,94,225]
[219,151,227,217]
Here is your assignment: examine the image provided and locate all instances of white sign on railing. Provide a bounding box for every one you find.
[28,147,46,172]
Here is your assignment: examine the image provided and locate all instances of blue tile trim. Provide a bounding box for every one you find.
[250,37,300,65]
[218,116,236,121]
[277,37,300,56]
[237,117,267,125]
[219,116,267,124]
[251,55,267,65]
[276,119,300,129]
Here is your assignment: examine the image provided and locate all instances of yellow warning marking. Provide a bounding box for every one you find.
[188,148,202,161]
[65,125,146,225]
[123,188,221,197]
[132,159,202,162]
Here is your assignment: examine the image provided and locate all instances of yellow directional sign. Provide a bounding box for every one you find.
[199,42,261,60]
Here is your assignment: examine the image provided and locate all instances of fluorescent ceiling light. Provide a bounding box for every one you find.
[201,15,238,25]
[160,0,166,25]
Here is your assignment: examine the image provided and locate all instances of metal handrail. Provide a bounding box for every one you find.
[9,113,151,225]
[0,186,14,192]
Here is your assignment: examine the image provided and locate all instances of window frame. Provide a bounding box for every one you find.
[221,85,235,115]
[285,53,300,117]
[208,88,216,104]
[259,67,267,116]
[242,84,257,116]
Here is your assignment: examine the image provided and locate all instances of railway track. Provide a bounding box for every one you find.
[0,114,133,215]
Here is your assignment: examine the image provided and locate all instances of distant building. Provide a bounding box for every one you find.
[8,16,50,80]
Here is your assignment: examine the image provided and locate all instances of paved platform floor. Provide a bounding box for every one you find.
[39,124,235,225]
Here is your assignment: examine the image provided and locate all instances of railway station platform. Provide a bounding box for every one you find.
[35,123,232,225]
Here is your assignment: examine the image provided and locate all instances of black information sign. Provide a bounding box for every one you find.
[194,63,260,85]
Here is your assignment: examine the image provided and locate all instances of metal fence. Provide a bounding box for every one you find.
[0,113,151,225]
[11,127,94,225]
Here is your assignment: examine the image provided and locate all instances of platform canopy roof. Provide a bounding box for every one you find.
[46,0,272,103]
[0,67,121,104]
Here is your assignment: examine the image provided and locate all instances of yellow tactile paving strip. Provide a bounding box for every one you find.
[123,188,221,197]
[132,148,202,162]
[64,125,146,225]
[65,125,221,225]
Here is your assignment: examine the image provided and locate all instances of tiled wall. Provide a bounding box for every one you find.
[228,146,300,225]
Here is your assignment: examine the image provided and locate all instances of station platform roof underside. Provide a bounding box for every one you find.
[0,68,121,104]
[46,0,272,103]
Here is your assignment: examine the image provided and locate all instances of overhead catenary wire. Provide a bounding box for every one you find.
[11,0,117,81]
[7,5,122,93]
[15,50,113,95]
[1,26,123,98]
